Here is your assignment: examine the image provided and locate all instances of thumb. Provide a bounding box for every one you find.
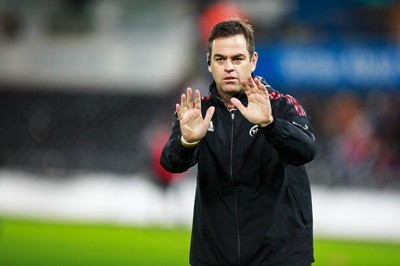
[204,106,215,125]
[230,98,246,113]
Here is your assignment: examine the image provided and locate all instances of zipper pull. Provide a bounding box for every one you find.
[230,110,235,122]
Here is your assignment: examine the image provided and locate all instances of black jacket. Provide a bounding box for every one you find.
[160,76,317,266]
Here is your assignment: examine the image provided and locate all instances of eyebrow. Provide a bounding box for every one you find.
[213,53,247,59]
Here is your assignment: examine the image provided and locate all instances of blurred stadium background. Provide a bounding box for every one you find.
[0,0,400,265]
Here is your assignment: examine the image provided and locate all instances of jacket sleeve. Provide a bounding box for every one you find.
[160,116,199,173]
[258,96,317,166]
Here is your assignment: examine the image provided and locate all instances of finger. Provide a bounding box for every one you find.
[230,97,246,113]
[241,79,252,97]
[180,108,193,125]
[203,106,215,125]
[194,89,201,110]
[255,79,271,101]
[241,80,248,91]
[247,75,258,94]
[180,93,187,110]
[247,74,255,85]
[254,78,267,95]
[176,103,182,120]
[254,77,261,89]
[241,76,255,95]
[186,87,193,109]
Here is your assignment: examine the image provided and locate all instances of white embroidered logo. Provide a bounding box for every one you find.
[208,121,214,132]
[249,125,258,137]
[292,121,308,130]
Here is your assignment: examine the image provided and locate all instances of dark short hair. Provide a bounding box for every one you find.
[208,18,255,58]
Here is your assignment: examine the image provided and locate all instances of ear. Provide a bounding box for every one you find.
[251,51,258,72]
[207,53,212,72]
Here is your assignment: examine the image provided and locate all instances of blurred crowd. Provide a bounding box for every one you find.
[0,0,399,190]
[302,92,400,189]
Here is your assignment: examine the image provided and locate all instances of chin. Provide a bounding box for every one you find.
[223,85,241,94]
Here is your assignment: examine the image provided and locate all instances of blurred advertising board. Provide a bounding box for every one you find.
[256,43,400,91]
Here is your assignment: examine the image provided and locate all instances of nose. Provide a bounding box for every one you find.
[224,59,234,72]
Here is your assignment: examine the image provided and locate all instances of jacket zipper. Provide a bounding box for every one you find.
[230,109,241,265]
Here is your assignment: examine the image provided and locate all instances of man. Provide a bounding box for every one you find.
[160,18,317,266]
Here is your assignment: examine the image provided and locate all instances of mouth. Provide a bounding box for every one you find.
[223,76,237,82]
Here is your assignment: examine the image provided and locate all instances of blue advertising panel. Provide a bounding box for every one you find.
[255,44,400,91]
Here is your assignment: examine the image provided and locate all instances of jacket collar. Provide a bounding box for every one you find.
[208,81,247,105]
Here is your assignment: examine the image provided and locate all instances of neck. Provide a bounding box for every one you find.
[211,82,242,108]
[219,94,234,108]
[226,103,236,110]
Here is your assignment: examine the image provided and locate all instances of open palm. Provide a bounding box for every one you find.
[176,88,215,143]
[231,75,273,127]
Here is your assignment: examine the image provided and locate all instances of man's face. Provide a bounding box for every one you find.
[208,34,258,99]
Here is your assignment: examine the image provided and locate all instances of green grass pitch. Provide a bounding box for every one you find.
[0,217,399,266]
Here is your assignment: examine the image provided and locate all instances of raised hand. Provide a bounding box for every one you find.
[230,75,273,127]
[176,88,215,144]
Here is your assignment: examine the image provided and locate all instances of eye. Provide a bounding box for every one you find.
[232,57,244,64]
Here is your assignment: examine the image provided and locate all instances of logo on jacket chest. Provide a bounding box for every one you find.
[249,125,259,137]
[207,121,258,136]
[208,121,214,132]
